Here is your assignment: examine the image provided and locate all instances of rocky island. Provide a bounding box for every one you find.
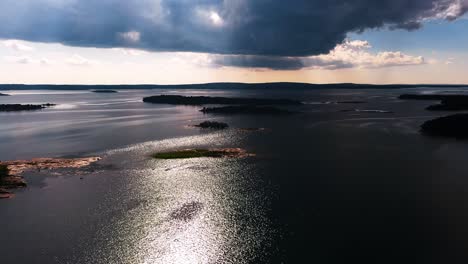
[143,95,302,105]
[194,121,229,129]
[0,93,10,96]
[0,104,55,112]
[200,106,294,115]
[0,157,100,199]
[421,114,468,138]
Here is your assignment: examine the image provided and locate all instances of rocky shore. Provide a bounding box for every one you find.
[0,157,100,199]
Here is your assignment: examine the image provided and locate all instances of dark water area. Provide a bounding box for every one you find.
[2,88,468,263]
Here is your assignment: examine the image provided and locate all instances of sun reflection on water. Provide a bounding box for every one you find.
[91,133,274,263]
[139,158,241,264]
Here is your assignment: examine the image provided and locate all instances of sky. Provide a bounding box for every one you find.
[0,0,467,85]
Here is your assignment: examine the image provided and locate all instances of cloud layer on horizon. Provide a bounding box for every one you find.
[0,39,429,70]
[211,40,426,70]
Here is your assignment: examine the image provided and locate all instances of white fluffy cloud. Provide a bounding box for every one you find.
[434,0,468,20]
[112,48,146,56]
[4,55,52,65]
[305,40,425,69]
[66,54,98,66]
[2,40,34,51]
[118,31,141,44]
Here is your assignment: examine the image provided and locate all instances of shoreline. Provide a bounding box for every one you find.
[0,157,101,199]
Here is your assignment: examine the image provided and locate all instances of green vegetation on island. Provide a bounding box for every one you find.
[152,148,251,159]
[152,149,230,159]
[143,95,302,106]
[194,121,229,129]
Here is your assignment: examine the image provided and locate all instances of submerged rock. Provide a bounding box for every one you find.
[143,95,302,105]
[170,202,203,221]
[421,114,468,138]
[194,121,229,129]
[0,93,10,96]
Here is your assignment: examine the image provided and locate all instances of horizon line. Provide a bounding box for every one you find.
[0,82,468,87]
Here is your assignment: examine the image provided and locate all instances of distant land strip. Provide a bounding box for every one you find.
[0,83,468,91]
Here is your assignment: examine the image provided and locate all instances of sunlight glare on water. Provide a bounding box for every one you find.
[79,133,275,263]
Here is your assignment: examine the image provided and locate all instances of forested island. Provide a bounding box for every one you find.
[92,90,118,93]
[421,114,468,138]
[0,104,55,112]
[400,94,468,111]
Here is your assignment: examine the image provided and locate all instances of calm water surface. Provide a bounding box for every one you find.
[1,88,468,263]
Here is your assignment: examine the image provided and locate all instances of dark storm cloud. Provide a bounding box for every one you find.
[211,55,357,70]
[212,55,306,70]
[0,0,466,58]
